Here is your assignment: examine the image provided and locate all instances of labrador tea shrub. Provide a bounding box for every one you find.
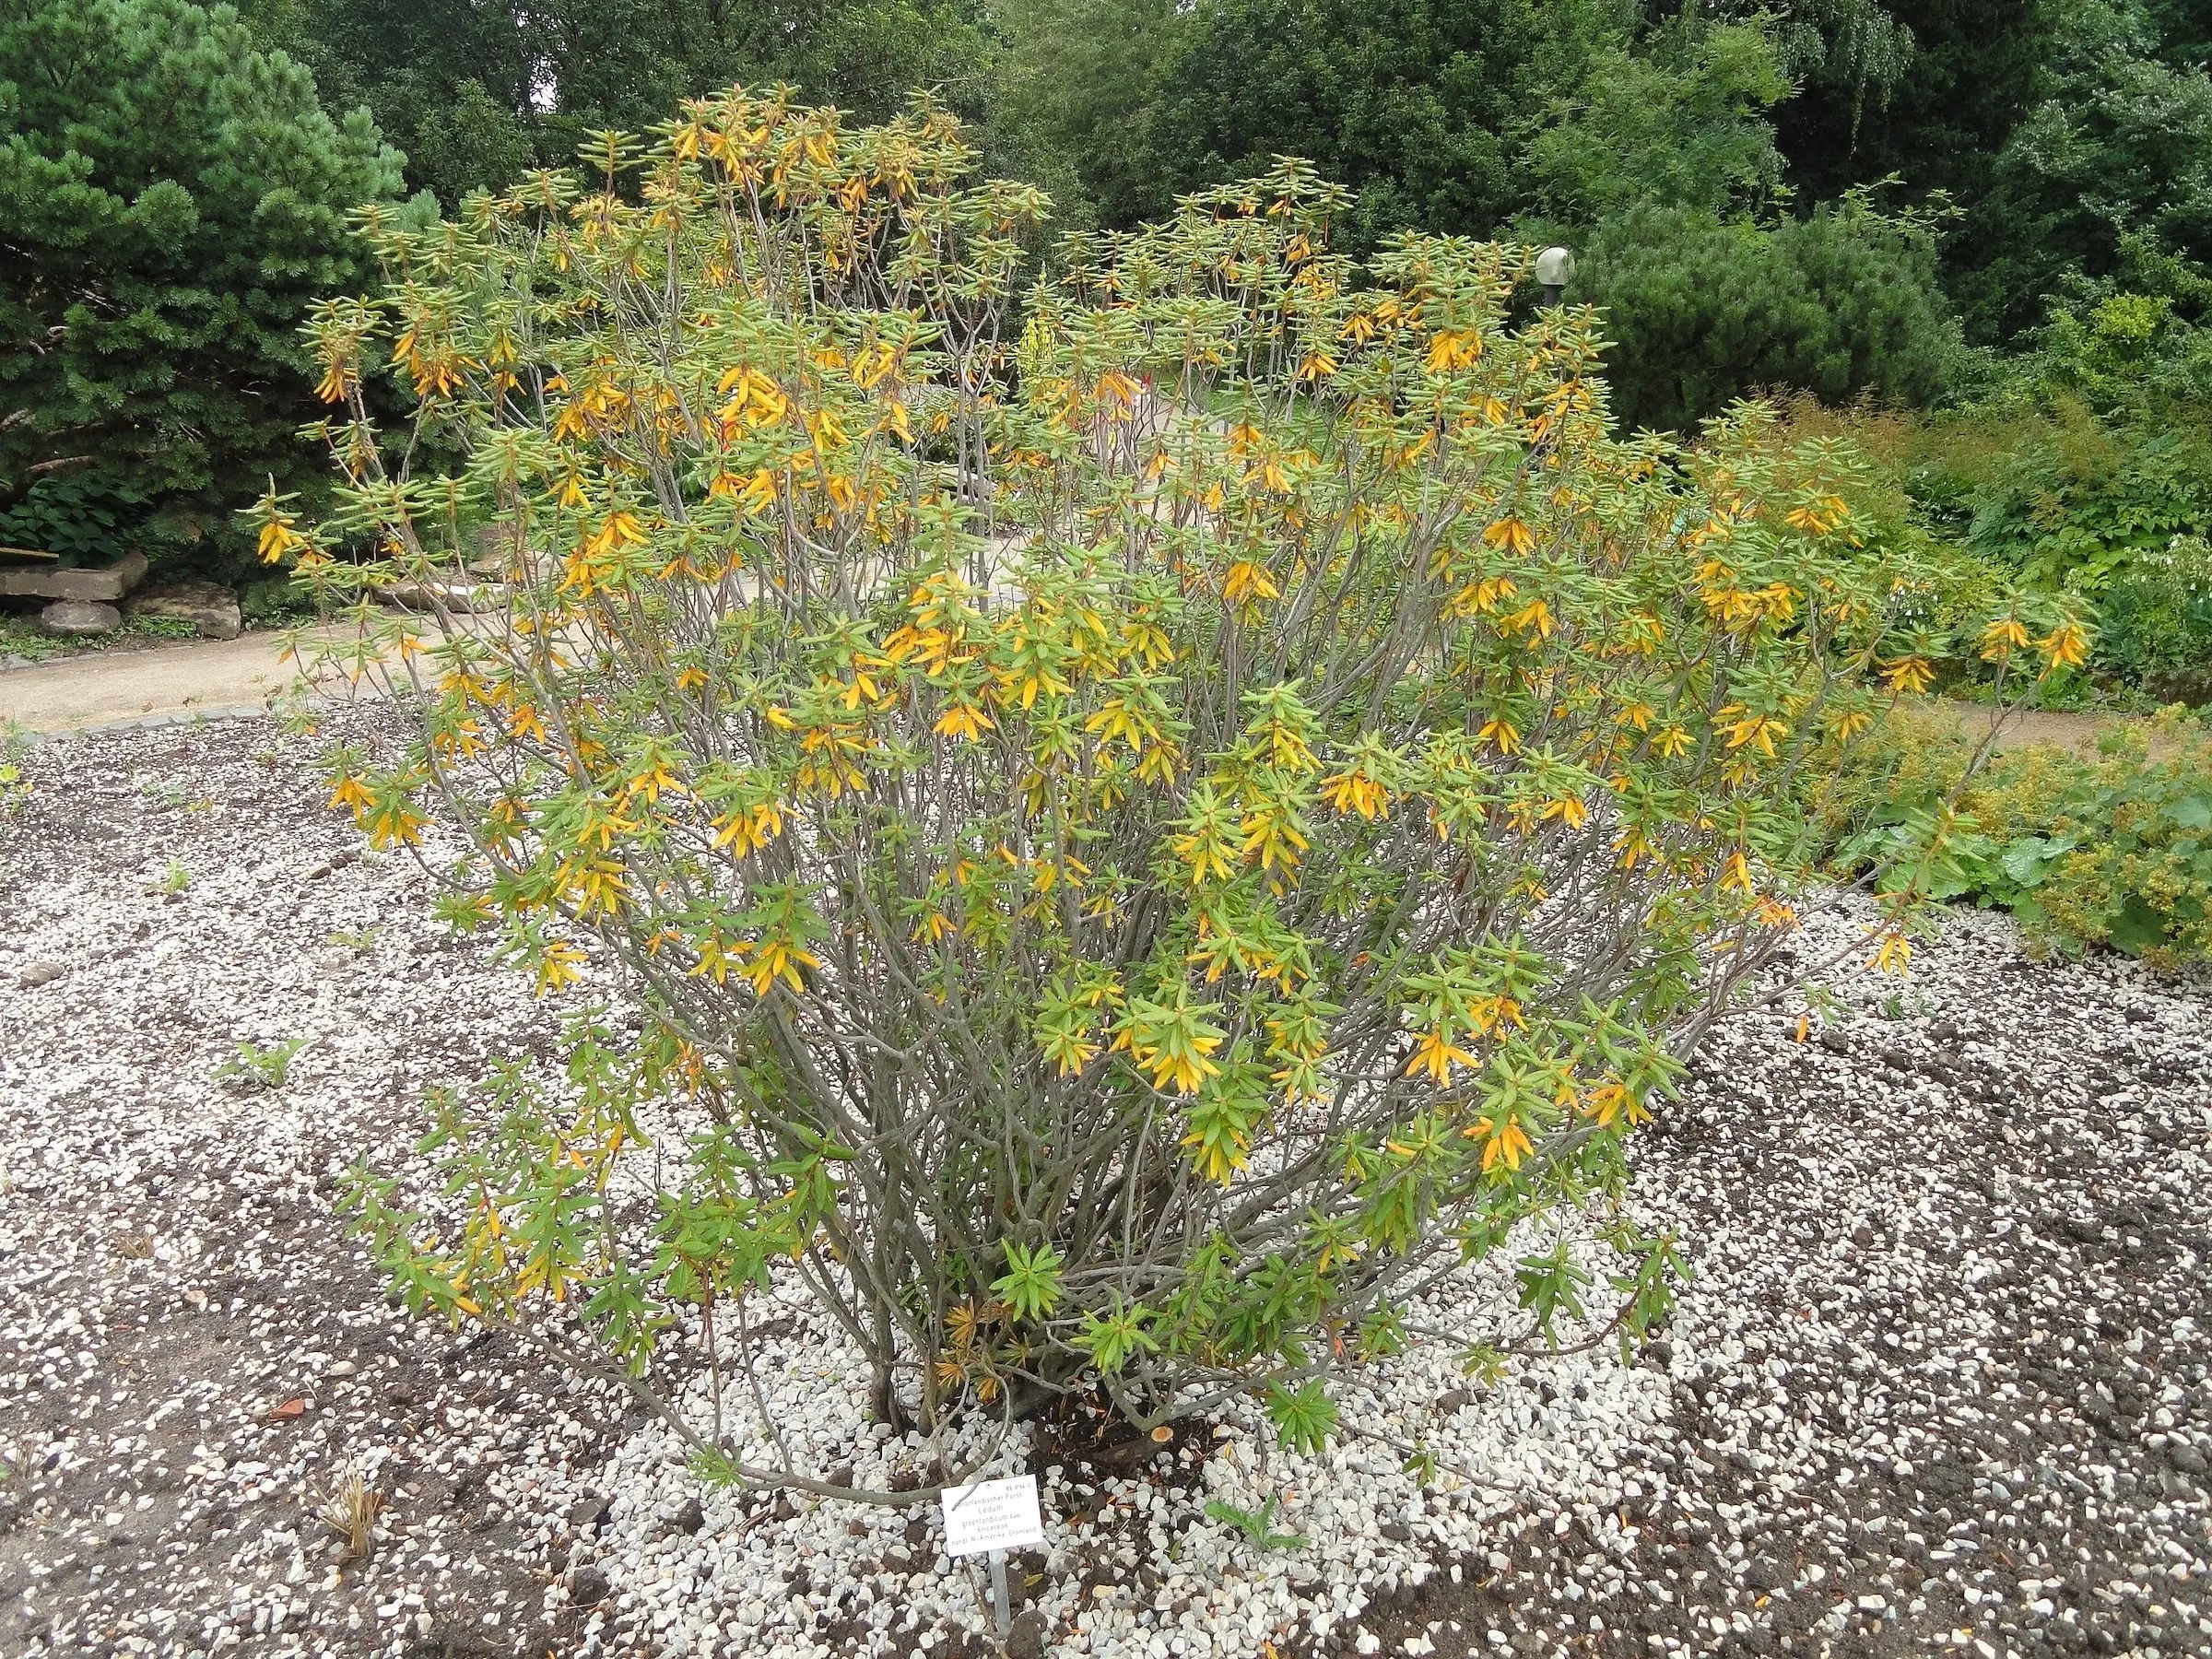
[269,92,2068,1499]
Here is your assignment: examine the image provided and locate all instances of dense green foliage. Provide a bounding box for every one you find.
[1971,1,2212,343]
[995,0,2212,430]
[2100,538,2212,700]
[1788,279,2212,700]
[1832,707,2212,968]
[996,3,1973,429]
[0,0,403,572]
[1568,196,1961,433]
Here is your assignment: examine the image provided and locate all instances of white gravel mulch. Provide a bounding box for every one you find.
[1,711,2207,1659]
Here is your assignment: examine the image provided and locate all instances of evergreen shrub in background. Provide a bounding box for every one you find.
[0,0,404,575]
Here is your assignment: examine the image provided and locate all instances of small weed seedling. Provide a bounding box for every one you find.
[1202,1495,1306,1551]
[215,1039,306,1090]
[272,682,322,738]
[145,859,192,896]
[0,725,27,813]
[326,925,381,952]
[1877,984,1936,1021]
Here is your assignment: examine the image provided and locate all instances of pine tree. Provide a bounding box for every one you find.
[0,0,405,572]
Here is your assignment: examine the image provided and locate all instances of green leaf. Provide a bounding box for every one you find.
[1998,836,2057,888]
[2163,794,2212,832]
[1203,1495,1307,1551]
[1263,1379,1337,1455]
[688,1446,743,1487]
[2105,894,2171,957]
[1076,1295,1159,1374]
[1514,1241,1593,1337]
[992,1241,1065,1322]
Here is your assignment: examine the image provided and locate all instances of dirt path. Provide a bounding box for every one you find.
[0,629,378,735]
[1935,699,2184,757]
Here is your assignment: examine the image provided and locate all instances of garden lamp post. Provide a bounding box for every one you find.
[1535,244,1575,306]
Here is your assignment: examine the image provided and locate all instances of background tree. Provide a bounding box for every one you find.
[1567,196,1964,431]
[528,0,996,151]
[1768,0,2049,227]
[994,0,1178,230]
[1001,0,1623,245]
[234,0,538,206]
[1520,11,1790,222]
[1136,0,1583,249]
[1519,11,1966,429]
[0,0,405,572]
[241,0,1000,206]
[1971,0,2212,341]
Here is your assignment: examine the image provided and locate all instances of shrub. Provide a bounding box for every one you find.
[2097,535,2212,703]
[1775,374,2212,700]
[0,0,405,576]
[0,473,151,566]
[241,574,318,627]
[1573,194,1967,434]
[1831,705,2212,969]
[1934,399,2212,595]
[282,97,2060,1494]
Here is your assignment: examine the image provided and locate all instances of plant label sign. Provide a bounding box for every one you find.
[940,1475,1043,1558]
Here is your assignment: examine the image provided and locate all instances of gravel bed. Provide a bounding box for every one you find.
[1,710,623,1657]
[2,712,2206,1659]
[1359,910,2212,1659]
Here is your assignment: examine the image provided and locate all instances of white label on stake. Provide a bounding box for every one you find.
[940,1474,1044,1558]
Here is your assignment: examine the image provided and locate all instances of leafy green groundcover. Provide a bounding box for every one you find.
[1832,707,2212,970]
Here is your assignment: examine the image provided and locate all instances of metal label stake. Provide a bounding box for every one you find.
[989,1547,1010,1635]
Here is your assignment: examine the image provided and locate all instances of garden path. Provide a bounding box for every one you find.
[1,626,2188,752]
[0,625,386,735]
[1936,700,2188,758]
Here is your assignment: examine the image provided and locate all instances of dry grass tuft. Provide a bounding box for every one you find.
[317,1465,383,1562]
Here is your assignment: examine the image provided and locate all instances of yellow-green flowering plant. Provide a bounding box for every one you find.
[268,90,2078,1501]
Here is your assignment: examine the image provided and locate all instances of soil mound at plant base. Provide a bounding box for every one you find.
[1,709,2206,1659]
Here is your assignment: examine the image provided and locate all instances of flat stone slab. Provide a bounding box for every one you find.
[0,549,149,602]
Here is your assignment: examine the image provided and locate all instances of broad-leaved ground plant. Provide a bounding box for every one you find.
[1830,704,2212,970]
[266,92,2080,1500]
